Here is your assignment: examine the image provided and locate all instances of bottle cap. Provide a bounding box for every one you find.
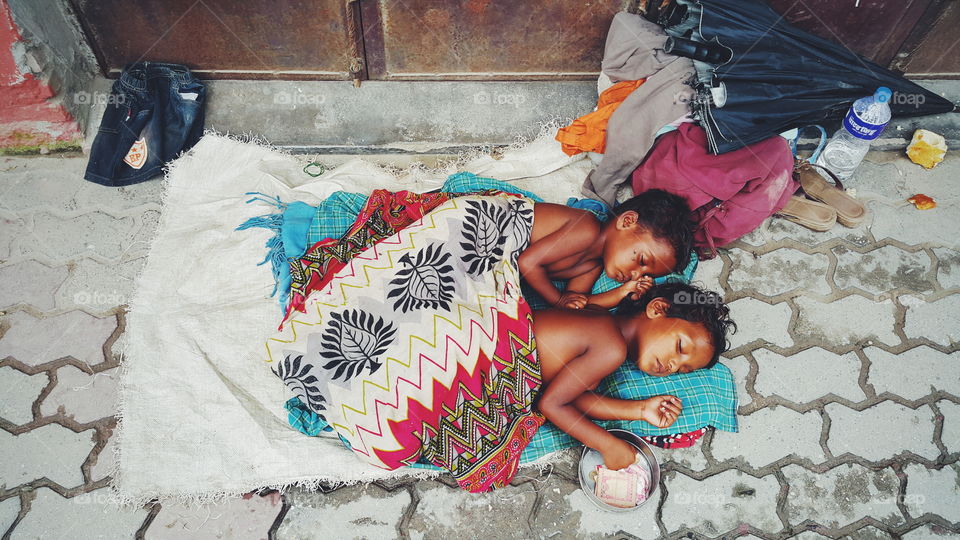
[875,87,892,103]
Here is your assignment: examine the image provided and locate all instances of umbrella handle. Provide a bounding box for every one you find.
[790,125,828,163]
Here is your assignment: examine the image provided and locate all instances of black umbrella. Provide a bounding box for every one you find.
[644,0,956,154]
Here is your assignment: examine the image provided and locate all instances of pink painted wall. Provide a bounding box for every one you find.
[0,0,82,151]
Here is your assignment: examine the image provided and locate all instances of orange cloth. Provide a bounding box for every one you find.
[555,80,645,156]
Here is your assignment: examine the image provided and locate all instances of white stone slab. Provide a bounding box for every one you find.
[661,470,782,536]
[833,245,933,296]
[903,463,960,523]
[865,346,960,400]
[408,482,537,539]
[0,367,47,425]
[939,400,960,455]
[933,248,960,290]
[0,261,68,312]
[41,365,117,424]
[145,493,283,540]
[782,463,903,529]
[711,406,825,467]
[794,295,898,347]
[10,488,146,540]
[903,294,960,347]
[726,298,794,350]
[753,348,865,404]
[1,496,20,535]
[0,311,115,367]
[0,424,94,489]
[724,354,753,409]
[825,401,937,461]
[278,484,410,540]
[533,481,660,539]
[727,249,831,297]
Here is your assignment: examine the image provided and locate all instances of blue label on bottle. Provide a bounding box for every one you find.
[842,108,887,141]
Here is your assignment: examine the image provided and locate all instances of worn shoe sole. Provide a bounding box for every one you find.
[796,163,867,227]
[776,195,837,232]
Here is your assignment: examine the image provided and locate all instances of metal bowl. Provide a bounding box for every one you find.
[578,429,661,512]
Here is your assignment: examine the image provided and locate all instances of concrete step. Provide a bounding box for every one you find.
[83,78,959,154]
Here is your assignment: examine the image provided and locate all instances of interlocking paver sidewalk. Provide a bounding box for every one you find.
[1,151,958,539]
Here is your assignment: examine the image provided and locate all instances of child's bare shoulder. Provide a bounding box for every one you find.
[534,309,626,355]
[530,203,602,248]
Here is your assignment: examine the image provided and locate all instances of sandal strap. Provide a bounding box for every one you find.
[795,158,844,191]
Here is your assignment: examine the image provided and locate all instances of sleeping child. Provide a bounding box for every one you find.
[533,281,736,470]
[521,189,694,309]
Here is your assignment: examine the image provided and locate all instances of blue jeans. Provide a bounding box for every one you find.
[84,62,205,187]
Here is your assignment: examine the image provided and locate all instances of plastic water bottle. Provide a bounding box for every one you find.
[816,87,892,180]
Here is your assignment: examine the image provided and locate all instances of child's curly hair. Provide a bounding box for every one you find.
[611,189,695,274]
[617,281,736,368]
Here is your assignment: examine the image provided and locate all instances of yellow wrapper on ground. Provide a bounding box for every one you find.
[907,129,947,169]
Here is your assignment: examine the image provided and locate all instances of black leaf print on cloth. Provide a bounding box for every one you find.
[460,199,508,276]
[387,244,455,313]
[319,309,397,382]
[502,199,534,265]
[273,354,327,413]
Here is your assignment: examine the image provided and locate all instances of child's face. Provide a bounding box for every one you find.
[632,299,714,377]
[603,212,677,283]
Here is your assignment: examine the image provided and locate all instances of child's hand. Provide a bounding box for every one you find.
[556,291,588,309]
[639,395,682,428]
[600,438,638,471]
[622,276,654,301]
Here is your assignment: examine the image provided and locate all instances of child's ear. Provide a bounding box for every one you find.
[616,210,639,230]
[645,297,670,318]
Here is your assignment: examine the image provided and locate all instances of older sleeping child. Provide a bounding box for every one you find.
[520,189,693,310]
[533,282,736,470]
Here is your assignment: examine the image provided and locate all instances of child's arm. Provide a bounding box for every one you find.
[573,393,682,429]
[585,276,654,309]
[537,337,639,470]
[561,267,603,309]
[518,224,597,307]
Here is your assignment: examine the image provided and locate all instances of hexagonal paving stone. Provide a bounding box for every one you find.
[145,492,283,540]
[0,424,94,489]
[724,354,753,410]
[825,401,937,462]
[903,463,960,523]
[277,484,410,540]
[10,487,146,539]
[711,406,825,467]
[0,215,30,261]
[660,469,782,536]
[753,348,865,404]
[793,295,898,348]
[531,479,660,539]
[903,294,960,347]
[726,298,794,350]
[1,496,20,534]
[0,367,47,425]
[40,365,117,424]
[27,211,138,262]
[848,525,901,539]
[933,248,960,290]
[123,209,161,262]
[0,311,116,367]
[737,217,869,248]
[407,482,537,539]
[782,463,903,530]
[832,245,933,297]
[55,258,145,314]
[0,260,68,311]
[865,346,960,400]
[939,400,960,454]
[903,523,960,539]
[727,249,831,298]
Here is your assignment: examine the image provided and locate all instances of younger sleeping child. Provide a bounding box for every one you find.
[533,282,736,470]
[521,189,694,310]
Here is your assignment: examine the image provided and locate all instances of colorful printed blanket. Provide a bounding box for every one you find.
[265,193,544,492]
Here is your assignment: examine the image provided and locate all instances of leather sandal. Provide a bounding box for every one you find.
[795,161,867,227]
[776,195,837,231]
